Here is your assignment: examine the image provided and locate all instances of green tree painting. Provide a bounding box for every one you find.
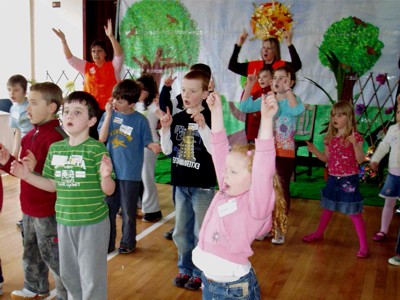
[120,0,199,86]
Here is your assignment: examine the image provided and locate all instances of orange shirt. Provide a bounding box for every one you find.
[83,61,117,110]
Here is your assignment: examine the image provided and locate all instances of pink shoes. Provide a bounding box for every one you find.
[302,233,323,242]
[372,231,387,242]
[357,249,370,258]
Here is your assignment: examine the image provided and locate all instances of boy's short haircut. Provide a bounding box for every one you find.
[64,91,100,120]
[112,79,142,104]
[189,63,212,78]
[30,82,63,112]
[7,74,28,93]
[183,70,210,91]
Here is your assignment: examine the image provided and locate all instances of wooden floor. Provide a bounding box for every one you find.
[0,174,399,300]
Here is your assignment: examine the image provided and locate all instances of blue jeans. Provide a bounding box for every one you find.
[173,186,214,278]
[201,268,261,299]
[106,180,140,251]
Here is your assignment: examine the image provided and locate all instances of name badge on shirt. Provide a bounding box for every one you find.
[51,155,68,166]
[120,124,133,136]
[113,117,123,124]
[188,123,199,131]
[217,199,237,217]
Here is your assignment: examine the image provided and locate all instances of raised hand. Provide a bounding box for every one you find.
[100,154,113,179]
[160,107,172,129]
[10,160,30,180]
[261,92,278,119]
[164,71,177,87]
[21,150,37,172]
[104,19,114,38]
[305,141,317,155]
[282,30,293,46]
[247,70,257,87]
[206,92,222,112]
[237,29,249,46]
[52,28,66,43]
[191,110,206,129]
[105,100,113,116]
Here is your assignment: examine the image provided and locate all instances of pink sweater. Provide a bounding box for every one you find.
[197,130,276,265]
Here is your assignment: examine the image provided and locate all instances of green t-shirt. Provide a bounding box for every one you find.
[43,137,111,226]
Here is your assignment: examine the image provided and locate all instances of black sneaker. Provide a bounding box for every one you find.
[184,277,202,290]
[118,246,135,254]
[173,273,190,288]
[16,219,23,231]
[142,211,162,222]
[164,227,174,240]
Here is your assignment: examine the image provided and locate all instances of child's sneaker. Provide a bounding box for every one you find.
[11,288,49,299]
[173,273,190,288]
[271,235,285,245]
[388,255,400,266]
[184,277,202,290]
[118,246,135,254]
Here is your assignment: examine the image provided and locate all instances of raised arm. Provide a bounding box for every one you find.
[98,102,112,142]
[228,30,250,76]
[259,92,278,140]
[52,28,73,60]
[104,19,123,57]
[241,71,257,101]
[282,30,302,72]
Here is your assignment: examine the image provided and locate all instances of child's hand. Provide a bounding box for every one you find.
[100,154,113,179]
[148,142,161,154]
[104,19,114,38]
[206,92,222,112]
[21,150,37,172]
[105,101,113,116]
[246,70,257,87]
[52,28,66,43]
[346,130,357,145]
[305,141,317,154]
[282,30,293,46]
[237,29,248,46]
[0,144,10,165]
[261,92,278,118]
[10,160,30,180]
[191,111,206,129]
[164,71,177,87]
[160,107,172,129]
[370,161,379,172]
[208,77,215,92]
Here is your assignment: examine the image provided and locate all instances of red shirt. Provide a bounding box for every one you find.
[1,119,66,217]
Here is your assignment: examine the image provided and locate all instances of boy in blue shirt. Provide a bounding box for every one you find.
[98,79,160,254]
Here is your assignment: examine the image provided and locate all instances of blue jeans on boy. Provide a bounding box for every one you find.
[173,186,214,278]
[106,180,140,251]
[201,268,261,300]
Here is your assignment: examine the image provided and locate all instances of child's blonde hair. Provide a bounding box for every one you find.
[230,144,256,172]
[272,174,287,239]
[325,101,356,144]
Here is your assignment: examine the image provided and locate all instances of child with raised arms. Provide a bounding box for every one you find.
[192,91,283,299]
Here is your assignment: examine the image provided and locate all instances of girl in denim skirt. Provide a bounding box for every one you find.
[302,101,369,258]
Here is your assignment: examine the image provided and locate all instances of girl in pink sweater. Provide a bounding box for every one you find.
[193,92,285,299]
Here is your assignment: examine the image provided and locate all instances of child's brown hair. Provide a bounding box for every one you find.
[325,101,356,144]
[30,82,63,112]
[183,70,211,92]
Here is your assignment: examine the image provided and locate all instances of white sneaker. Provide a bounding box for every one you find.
[255,231,272,241]
[11,288,49,299]
[271,234,285,245]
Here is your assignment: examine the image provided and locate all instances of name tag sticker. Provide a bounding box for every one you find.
[120,124,133,136]
[113,117,123,124]
[188,123,199,131]
[51,155,68,166]
[217,199,237,217]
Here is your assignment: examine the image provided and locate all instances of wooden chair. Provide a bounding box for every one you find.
[293,104,321,181]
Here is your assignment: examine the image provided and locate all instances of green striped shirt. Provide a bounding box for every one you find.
[43,137,111,226]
